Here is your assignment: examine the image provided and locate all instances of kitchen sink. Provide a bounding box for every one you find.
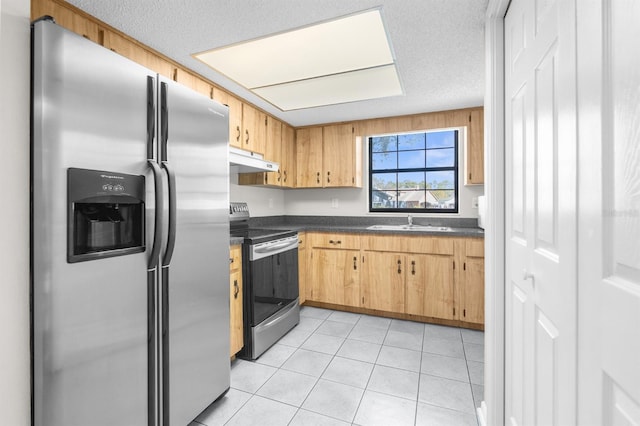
[366,224,454,232]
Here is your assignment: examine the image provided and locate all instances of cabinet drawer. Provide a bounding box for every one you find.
[309,232,360,250]
[230,245,242,271]
[465,238,484,258]
[361,234,454,255]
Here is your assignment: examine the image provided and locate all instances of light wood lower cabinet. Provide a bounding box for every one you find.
[307,233,360,307]
[361,251,405,313]
[405,254,456,320]
[457,238,485,326]
[304,232,483,328]
[297,232,307,304]
[229,245,243,357]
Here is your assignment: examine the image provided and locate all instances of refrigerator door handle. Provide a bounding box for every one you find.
[148,160,163,270]
[161,160,176,267]
[146,76,156,160]
[160,82,169,162]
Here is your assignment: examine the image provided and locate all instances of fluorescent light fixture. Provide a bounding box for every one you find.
[253,64,402,111]
[194,9,403,110]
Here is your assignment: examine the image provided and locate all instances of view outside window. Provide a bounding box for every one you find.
[369,129,458,213]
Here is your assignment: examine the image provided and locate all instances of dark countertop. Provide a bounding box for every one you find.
[244,215,484,238]
[230,236,244,246]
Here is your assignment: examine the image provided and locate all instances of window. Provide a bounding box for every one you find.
[369,129,458,213]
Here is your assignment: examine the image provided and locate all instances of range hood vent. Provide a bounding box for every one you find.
[229,146,279,173]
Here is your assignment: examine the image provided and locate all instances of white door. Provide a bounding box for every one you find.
[577,1,640,424]
[504,0,577,424]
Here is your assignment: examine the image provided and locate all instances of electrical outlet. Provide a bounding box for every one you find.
[472,197,479,209]
[331,198,339,208]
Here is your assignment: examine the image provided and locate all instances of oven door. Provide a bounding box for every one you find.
[248,236,299,326]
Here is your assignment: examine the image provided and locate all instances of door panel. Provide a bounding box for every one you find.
[577,0,640,422]
[31,21,152,426]
[160,76,230,426]
[505,0,577,424]
[362,251,405,313]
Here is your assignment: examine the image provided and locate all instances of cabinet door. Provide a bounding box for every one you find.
[465,108,484,184]
[32,1,100,43]
[229,269,243,356]
[362,251,405,313]
[229,245,243,356]
[309,248,359,307]
[406,254,455,320]
[281,124,297,188]
[462,257,484,324]
[323,123,355,187]
[212,88,243,148]
[263,116,282,185]
[296,127,323,187]
[241,103,266,155]
[298,232,306,304]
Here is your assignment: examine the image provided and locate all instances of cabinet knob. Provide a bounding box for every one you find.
[397,259,402,274]
[327,171,331,183]
[411,260,416,275]
[316,171,320,184]
[236,125,241,142]
[245,129,249,144]
[233,279,239,299]
[353,256,357,270]
[523,269,534,282]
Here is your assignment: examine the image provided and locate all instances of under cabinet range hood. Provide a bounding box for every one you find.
[229,146,279,173]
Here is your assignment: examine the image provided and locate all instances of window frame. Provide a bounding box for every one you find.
[368,128,460,214]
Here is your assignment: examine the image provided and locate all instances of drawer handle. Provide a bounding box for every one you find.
[245,129,249,144]
[353,256,357,270]
[283,170,287,183]
[327,171,331,183]
[397,259,402,274]
[316,172,320,184]
[329,240,342,245]
[236,125,241,142]
[411,260,416,275]
[233,279,239,299]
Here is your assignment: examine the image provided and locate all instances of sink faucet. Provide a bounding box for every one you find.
[407,214,413,226]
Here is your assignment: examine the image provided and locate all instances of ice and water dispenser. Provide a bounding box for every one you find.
[67,168,145,263]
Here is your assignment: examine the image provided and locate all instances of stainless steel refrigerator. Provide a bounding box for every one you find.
[31,19,230,426]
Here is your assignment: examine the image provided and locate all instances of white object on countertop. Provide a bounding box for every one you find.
[477,195,486,229]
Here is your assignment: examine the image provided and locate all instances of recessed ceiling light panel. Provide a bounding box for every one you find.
[194,9,403,110]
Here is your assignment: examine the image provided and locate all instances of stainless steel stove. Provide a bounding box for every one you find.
[230,202,300,360]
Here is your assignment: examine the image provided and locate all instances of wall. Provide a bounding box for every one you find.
[284,129,485,218]
[0,0,31,424]
[230,172,286,217]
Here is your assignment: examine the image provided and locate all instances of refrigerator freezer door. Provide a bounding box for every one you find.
[32,21,157,426]
[158,77,230,425]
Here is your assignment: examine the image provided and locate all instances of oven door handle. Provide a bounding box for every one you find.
[253,239,298,255]
[258,301,298,329]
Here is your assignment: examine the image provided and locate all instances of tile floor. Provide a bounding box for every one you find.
[193,306,484,426]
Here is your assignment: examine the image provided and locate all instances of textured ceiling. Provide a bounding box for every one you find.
[66,0,488,127]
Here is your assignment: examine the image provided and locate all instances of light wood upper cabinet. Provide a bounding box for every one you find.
[261,116,282,186]
[465,108,484,185]
[322,123,360,187]
[296,124,362,189]
[281,124,297,188]
[296,127,324,188]
[212,88,243,148]
[229,245,243,357]
[241,103,266,155]
[32,0,101,43]
[237,119,297,188]
[173,68,213,99]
